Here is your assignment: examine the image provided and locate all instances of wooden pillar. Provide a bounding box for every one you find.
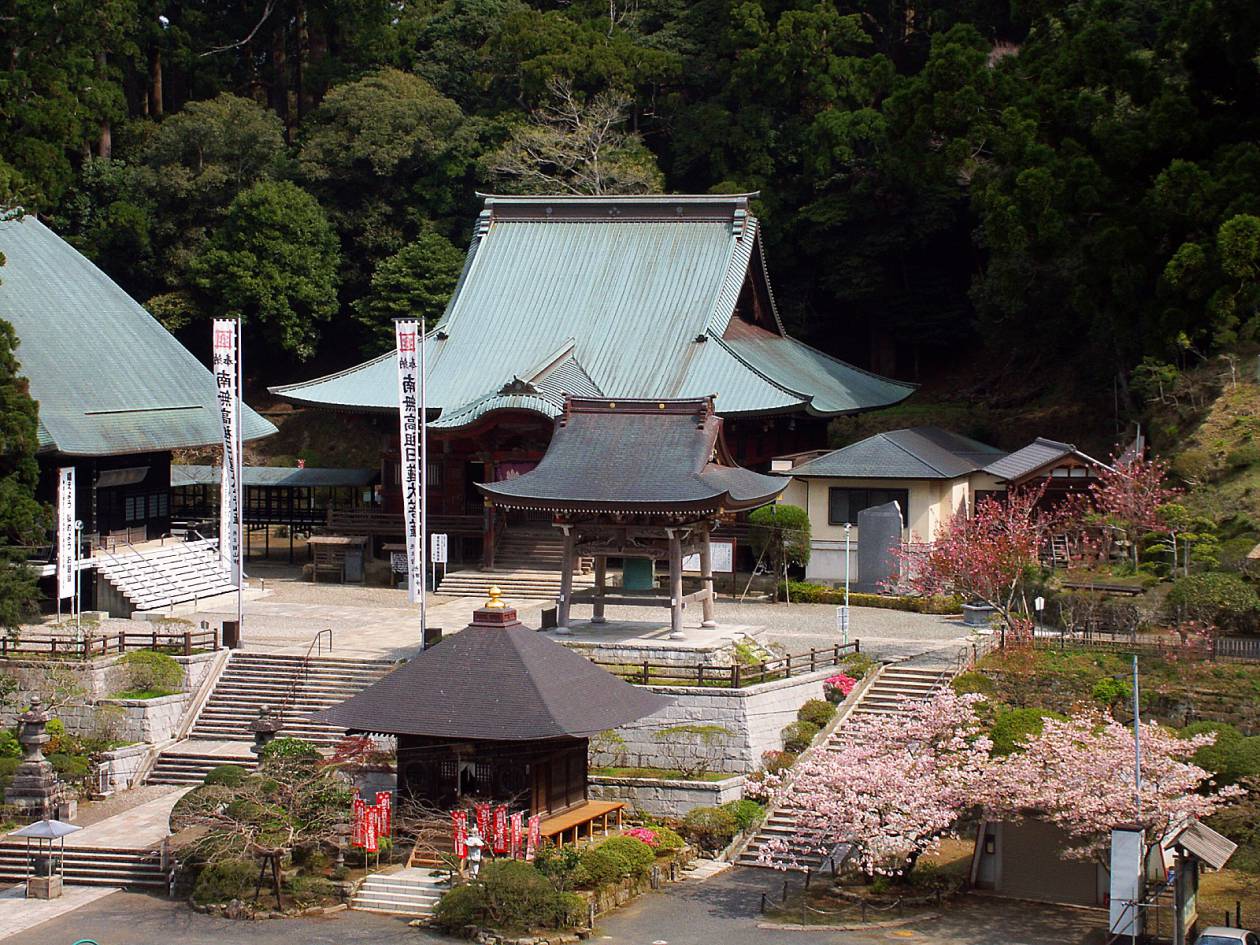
[557,524,575,633]
[591,556,607,624]
[668,528,684,640]
[482,499,496,570]
[700,524,717,627]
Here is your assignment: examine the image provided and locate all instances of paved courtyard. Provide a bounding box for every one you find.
[183,564,972,667]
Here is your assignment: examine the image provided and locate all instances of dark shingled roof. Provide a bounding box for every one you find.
[478,397,785,513]
[783,427,1006,480]
[984,437,1109,482]
[310,623,670,740]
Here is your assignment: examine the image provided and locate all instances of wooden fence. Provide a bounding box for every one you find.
[591,641,861,689]
[0,627,219,660]
[1030,634,1260,662]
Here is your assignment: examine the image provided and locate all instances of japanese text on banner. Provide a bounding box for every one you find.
[56,467,75,600]
[394,321,422,603]
[211,319,242,585]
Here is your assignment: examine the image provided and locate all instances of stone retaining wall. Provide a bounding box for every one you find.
[597,669,834,774]
[99,742,151,793]
[588,774,745,818]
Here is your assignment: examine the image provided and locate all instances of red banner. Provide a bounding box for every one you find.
[352,797,366,847]
[376,791,392,835]
[526,814,541,861]
[452,810,468,859]
[474,802,491,843]
[364,805,379,853]
[493,805,509,854]
[510,812,524,859]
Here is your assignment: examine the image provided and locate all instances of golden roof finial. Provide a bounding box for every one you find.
[485,585,507,609]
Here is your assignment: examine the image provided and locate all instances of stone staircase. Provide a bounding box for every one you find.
[95,539,236,612]
[736,663,952,871]
[351,867,448,917]
[0,842,167,888]
[148,651,397,785]
[437,529,594,601]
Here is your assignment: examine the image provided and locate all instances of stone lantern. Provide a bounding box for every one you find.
[5,698,72,822]
[249,705,283,756]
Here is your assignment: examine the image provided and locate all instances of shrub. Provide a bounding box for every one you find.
[1227,443,1260,470]
[119,651,184,695]
[434,860,584,932]
[204,764,249,787]
[44,718,68,753]
[0,730,20,759]
[647,825,685,853]
[623,827,658,847]
[1166,572,1260,630]
[1091,676,1133,707]
[193,858,259,904]
[760,750,797,774]
[47,753,91,785]
[287,874,337,906]
[798,699,835,728]
[0,757,19,793]
[951,671,995,697]
[721,799,765,833]
[749,504,811,571]
[821,675,856,704]
[989,707,1067,756]
[778,582,962,613]
[577,836,654,887]
[780,719,820,753]
[259,737,321,765]
[1181,722,1260,785]
[1207,782,1260,874]
[679,806,739,852]
[1171,448,1214,483]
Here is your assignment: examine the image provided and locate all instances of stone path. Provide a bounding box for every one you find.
[21,787,189,850]
[0,883,118,941]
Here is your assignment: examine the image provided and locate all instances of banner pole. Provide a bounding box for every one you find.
[235,317,244,642]
[419,321,428,644]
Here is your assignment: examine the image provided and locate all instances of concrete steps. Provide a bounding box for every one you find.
[149,651,396,785]
[0,843,167,888]
[351,868,448,917]
[437,568,594,601]
[736,663,952,870]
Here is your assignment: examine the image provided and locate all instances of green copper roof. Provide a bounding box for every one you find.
[0,216,275,456]
[271,194,914,423]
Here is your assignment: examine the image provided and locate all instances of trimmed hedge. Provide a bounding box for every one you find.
[577,836,655,887]
[797,698,835,728]
[434,860,585,932]
[680,806,739,852]
[778,582,963,614]
[780,719,820,753]
[204,764,249,787]
[721,799,765,833]
[193,858,258,904]
[119,650,184,695]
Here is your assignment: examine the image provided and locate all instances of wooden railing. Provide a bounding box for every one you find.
[1030,634,1260,662]
[323,510,482,537]
[591,641,860,689]
[0,627,219,660]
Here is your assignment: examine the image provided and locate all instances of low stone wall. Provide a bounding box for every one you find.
[99,742,151,793]
[103,693,189,743]
[589,774,745,818]
[559,638,740,669]
[597,668,834,774]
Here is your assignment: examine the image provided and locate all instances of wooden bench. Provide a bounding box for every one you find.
[539,800,625,846]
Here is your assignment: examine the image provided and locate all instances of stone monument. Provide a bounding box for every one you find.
[855,501,904,594]
[5,698,73,822]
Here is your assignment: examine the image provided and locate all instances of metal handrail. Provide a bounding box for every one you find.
[278,628,334,728]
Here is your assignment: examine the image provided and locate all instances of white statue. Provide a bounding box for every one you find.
[466,824,486,878]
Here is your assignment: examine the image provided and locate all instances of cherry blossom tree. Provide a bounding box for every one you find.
[980,712,1243,861]
[1084,452,1179,565]
[893,484,1056,639]
[759,691,992,878]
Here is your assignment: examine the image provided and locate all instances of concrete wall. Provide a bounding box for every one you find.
[595,669,835,774]
[589,774,745,819]
[0,650,214,743]
[99,742,150,793]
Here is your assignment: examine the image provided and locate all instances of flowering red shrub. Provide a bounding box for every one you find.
[623,827,658,847]
[823,673,856,702]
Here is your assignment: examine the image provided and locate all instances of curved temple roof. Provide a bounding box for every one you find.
[312,618,671,740]
[478,397,786,514]
[270,194,913,429]
[0,216,275,456]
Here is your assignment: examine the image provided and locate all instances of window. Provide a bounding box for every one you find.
[828,487,909,527]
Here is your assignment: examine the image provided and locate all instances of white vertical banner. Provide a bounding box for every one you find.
[56,467,75,601]
[395,320,422,604]
[212,318,242,587]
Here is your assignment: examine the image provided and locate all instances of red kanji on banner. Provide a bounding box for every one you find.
[526,815,541,861]
[452,810,468,859]
[376,791,392,835]
[352,797,367,847]
[493,806,509,854]
[510,812,523,859]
